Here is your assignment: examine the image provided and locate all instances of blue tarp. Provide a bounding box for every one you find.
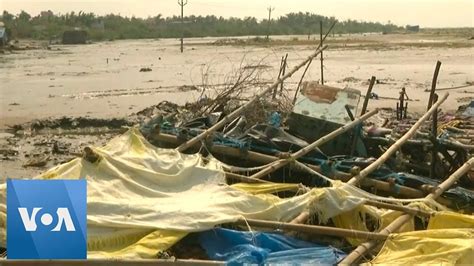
[198,228,346,265]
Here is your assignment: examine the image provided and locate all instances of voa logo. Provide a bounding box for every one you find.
[7,179,87,259]
[18,207,76,232]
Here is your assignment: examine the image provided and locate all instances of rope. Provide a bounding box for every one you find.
[437,119,462,136]
[294,161,443,207]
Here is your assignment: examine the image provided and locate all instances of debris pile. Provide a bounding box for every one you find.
[0,45,473,265]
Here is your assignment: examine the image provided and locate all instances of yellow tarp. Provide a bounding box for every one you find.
[369,229,474,265]
[231,182,300,195]
[0,128,365,259]
[428,211,474,229]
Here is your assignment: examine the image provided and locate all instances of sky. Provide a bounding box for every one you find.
[1,0,473,27]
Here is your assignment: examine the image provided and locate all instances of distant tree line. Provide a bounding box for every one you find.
[1,10,402,41]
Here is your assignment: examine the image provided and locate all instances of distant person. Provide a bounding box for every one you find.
[398,87,409,119]
[399,87,410,101]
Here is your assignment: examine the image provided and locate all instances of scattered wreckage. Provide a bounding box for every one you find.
[0,44,473,265]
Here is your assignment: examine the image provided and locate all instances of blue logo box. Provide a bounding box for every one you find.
[7,179,87,259]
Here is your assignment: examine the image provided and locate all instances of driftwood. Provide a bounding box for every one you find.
[339,157,474,265]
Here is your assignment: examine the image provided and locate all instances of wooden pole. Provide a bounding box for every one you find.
[339,157,474,265]
[266,7,274,40]
[320,21,324,85]
[234,218,388,240]
[361,76,376,115]
[344,104,355,121]
[273,56,285,99]
[248,109,378,180]
[176,45,329,152]
[396,102,400,120]
[427,61,442,110]
[178,0,188,53]
[347,93,449,186]
[344,104,358,156]
[292,58,312,105]
[292,20,336,105]
[430,93,439,179]
[279,53,288,94]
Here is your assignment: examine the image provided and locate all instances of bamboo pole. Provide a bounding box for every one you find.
[248,109,378,180]
[176,44,328,152]
[425,157,474,200]
[152,133,428,199]
[347,92,449,186]
[290,94,449,225]
[225,172,270,184]
[292,58,312,105]
[364,200,432,217]
[339,157,474,265]
[234,218,388,240]
[430,94,439,179]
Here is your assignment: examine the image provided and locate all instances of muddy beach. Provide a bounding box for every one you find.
[0,28,473,264]
[1,33,473,129]
[1,33,473,178]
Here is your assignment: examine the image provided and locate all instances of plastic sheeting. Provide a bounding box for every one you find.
[368,212,474,265]
[368,229,474,265]
[428,211,474,230]
[198,228,346,265]
[0,128,364,259]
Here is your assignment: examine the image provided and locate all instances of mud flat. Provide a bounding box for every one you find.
[0,32,473,177]
[1,33,473,130]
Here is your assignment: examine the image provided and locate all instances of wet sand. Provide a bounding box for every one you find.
[0,32,473,178]
[1,33,473,130]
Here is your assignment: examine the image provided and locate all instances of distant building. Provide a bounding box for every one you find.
[62,30,88,44]
[406,25,420,32]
